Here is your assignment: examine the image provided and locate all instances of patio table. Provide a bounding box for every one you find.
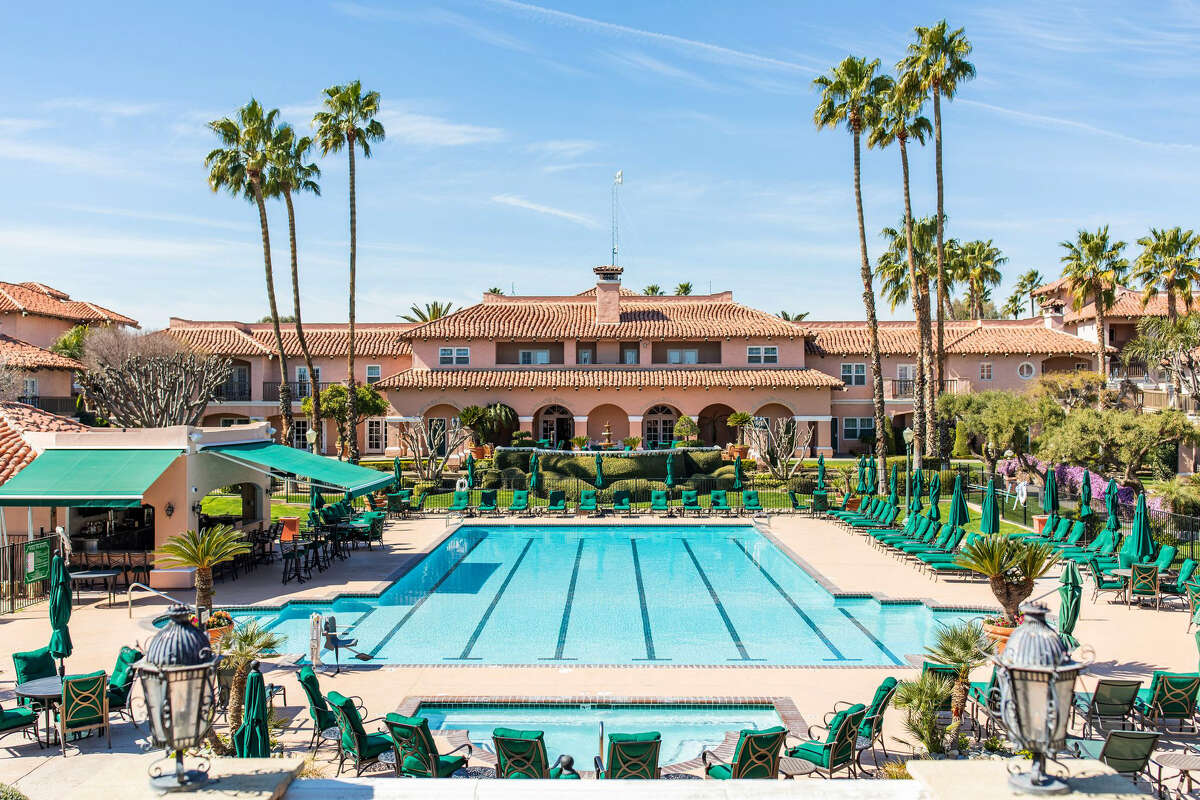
[1154,751,1200,796]
[14,675,63,747]
[70,568,122,607]
[778,756,817,779]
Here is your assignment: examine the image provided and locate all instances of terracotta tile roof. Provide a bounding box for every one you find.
[0,402,87,487]
[574,286,639,296]
[400,295,800,340]
[167,325,269,356]
[804,320,1103,356]
[0,334,83,370]
[1031,276,1071,297]
[0,282,137,326]
[1064,288,1200,323]
[377,367,842,390]
[166,320,413,357]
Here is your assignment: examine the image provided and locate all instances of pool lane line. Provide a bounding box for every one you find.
[680,539,753,661]
[541,538,586,661]
[366,532,488,658]
[728,538,851,662]
[629,539,668,662]
[453,538,536,661]
[837,608,903,666]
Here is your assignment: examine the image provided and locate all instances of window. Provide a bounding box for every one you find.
[622,346,639,365]
[643,405,677,446]
[1018,361,1035,380]
[747,346,778,364]
[979,362,993,381]
[220,417,250,427]
[897,364,916,380]
[292,418,309,448]
[296,366,320,397]
[366,419,385,451]
[439,347,469,365]
[519,349,550,365]
[366,365,381,384]
[21,377,37,399]
[840,363,866,386]
[667,348,699,365]
[842,417,874,440]
[577,348,594,364]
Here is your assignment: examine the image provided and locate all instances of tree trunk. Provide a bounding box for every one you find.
[228,662,249,733]
[850,125,890,488]
[284,188,321,449]
[899,134,925,468]
[951,678,968,726]
[195,566,213,613]
[249,174,292,446]
[1095,287,1109,382]
[346,136,359,463]
[932,87,946,459]
[991,575,1033,625]
[920,275,936,459]
[1168,291,1183,408]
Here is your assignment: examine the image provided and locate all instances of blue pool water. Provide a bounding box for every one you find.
[417,702,784,765]
[230,524,975,665]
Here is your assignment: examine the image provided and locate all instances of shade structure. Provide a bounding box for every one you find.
[594,452,604,489]
[465,453,476,489]
[0,448,181,507]
[927,472,941,522]
[816,455,826,492]
[1104,478,1121,533]
[980,478,1000,535]
[947,474,969,527]
[393,456,402,489]
[866,458,877,496]
[1119,493,1155,564]
[205,442,393,499]
[47,554,72,669]
[908,468,924,514]
[1057,561,1083,649]
[887,464,898,507]
[855,456,867,494]
[233,667,271,758]
[528,451,540,493]
[665,452,676,488]
[1042,467,1059,515]
[733,456,743,491]
[1079,469,1094,519]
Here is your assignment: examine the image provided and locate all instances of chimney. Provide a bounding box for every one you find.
[1042,300,1065,330]
[593,265,623,325]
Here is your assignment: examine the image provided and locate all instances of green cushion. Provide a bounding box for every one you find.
[436,754,467,777]
[0,706,35,731]
[12,647,56,685]
[788,740,832,767]
[361,731,393,759]
[610,731,660,743]
[494,726,543,740]
[705,763,734,780]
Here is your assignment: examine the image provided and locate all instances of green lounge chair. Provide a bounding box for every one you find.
[106,646,142,722]
[1133,671,1200,732]
[701,726,787,779]
[57,670,110,755]
[594,732,661,779]
[12,647,56,709]
[711,489,732,515]
[328,691,393,776]
[492,727,579,778]
[787,703,866,778]
[1073,678,1141,737]
[1088,559,1127,603]
[612,490,632,515]
[0,700,36,746]
[297,665,353,753]
[850,505,898,530]
[650,490,670,515]
[579,490,600,516]
[1150,545,1178,574]
[1051,520,1087,553]
[788,490,809,513]
[681,490,702,516]
[1128,563,1160,609]
[1059,528,1114,563]
[899,524,957,556]
[922,663,957,715]
[741,490,764,515]
[384,713,472,777]
[447,490,471,515]
[545,490,568,515]
[1068,730,1160,788]
[478,490,499,515]
[507,489,529,515]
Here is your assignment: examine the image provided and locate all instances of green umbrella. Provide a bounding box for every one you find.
[980,477,1000,535]
[666,451,676,488]
[1057,561,1083,649]
[733,456,744,491]
[1042,467,1059,515]
[866,458,877,496]
[947,474,969,527]
[48,554,72,673]
[1103,478,1121,533]
[816,455,826,492]
[855,455,867,494]
[594,452,604,489]
[465,453,476,489]
[528,451,540,493]
[310,485,324,510]
[887,464,898,507]
[908,468,924,514]
[1119,493,1155,565]
[1079,469,1093,519]
[233,663,271,758]
[393,456,402,490]
[927,472,941,522]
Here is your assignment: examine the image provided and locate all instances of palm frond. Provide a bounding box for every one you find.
[156,524,249,570]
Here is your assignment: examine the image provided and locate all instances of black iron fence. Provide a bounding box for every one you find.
[0,535,59,615]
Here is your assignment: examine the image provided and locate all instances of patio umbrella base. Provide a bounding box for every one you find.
[150,770,208,793]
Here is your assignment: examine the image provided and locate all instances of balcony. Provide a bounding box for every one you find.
[1110,361,1149,381]
[262,381,338,403]
[17,395,77,414]
[212,380,250,402]
[886,379,963,399]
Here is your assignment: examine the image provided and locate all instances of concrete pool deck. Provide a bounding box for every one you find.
[2,512,1198,790]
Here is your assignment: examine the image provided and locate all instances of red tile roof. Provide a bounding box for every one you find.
[0,334,83,370]
[804,320,1103,356]
[1063,288,1200,323]
[0,402,87,487]
[377,367,842,390]
[0,282,137,326]
[1031,276,1071,297]
[166,320,414,357]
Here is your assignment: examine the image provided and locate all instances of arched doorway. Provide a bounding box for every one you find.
[423,403,460,457]
[535,404,573,446]
[587,404,629,447]
[698,403,736,447]
[643,405,678,448]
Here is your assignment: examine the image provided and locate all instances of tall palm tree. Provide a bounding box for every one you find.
[1060,226,1129,376]
[206,100,293,445]
[313,81,385,464]
[777,310,810,322]
[877,217,938,308]
[870,77,932,464]
[400,301,455,323]
[960,239,1007,319]
[155,525,249,613]
[814,56,892,481]
[1000,294,1024,320]
[900,21,975,437]
[1132,227,1199,403]
[485,286,505,295]
[1013,268,1046,316]
[266,126,322,447]
[674,282,693,296]
[642,284,664,296]
[941,238,968,323]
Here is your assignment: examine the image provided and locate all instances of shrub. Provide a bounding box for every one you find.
[499,467,528,488]
[413,481,437,500]
[674,439,704,448]
[480,469,502,489]
[0,785,31,800]
[685,450,723,475]
[672,415,699,439]
[952,421,970,459]
[622,436,641,449]
[602,479,666,503]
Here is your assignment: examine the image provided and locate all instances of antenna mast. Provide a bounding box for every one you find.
[611,169,622,266]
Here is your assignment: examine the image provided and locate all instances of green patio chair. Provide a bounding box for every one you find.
[328,690,393,776]
[650,490,670,515]
[711,489,732,515]
[788,490,809,513]
[681,490,702,516]
[0,700,37,746]
[545,490,567,515]
[492,727,579,778]
[507,489,529,515]
[850,505,899,530]
[58,670,110,755]
[106,645,142,722]
[1128,563,1160,609]
[1059,528,1114,563]
[1087,559,1126,604]
[384,713,472,778]
[1073,679,1141,737]
[12,647,56,709]
[844,677,896,768]
[447,490,471,514]
[594,732,661,779]
[478,490,499,515]
[1051,520,1087,553]
[297,665,355,753]
[579,489,600,516]
[386,490,411,518]
[1186,582,1200,632]
[1068,730,1160,788]
[701,726,787,779]
[1133,671,1200,732]
[787,703,867,778]
[612,490,632,515]
[741,490,764,514]
[1161,559,1197,598]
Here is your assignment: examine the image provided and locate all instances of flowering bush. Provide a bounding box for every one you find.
[205,610,234,630]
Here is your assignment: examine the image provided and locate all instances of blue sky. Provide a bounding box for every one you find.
[2,1,1198,329]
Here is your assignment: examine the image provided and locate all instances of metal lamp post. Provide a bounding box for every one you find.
[138,604,222,792]
[902,427,914,513]
[306,427,318,455]
[992,601,1088,795]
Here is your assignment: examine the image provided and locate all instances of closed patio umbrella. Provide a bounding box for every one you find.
[816,455,826,492]
[393,456,402,489]
[947,474,969,527]
[927,472,942,522]
[310,484,324,510]
[733,455,743,490]
[1079,469,1093,520]
[48,554,72,675]
[1057,561,1083,649]
[980,478,1000,535]
[887,464,898,507]
[908,468,923,514]
[233,662,271,758]
[666,452,676,488]
[855,456,867,494]
[594,452,604,489]
[866,457,877,496]
[465,453,476,489]
[1104,478,1121,533]
[1042,467,1059,515]
[528,451,540,493]
[1119,493,1155,565]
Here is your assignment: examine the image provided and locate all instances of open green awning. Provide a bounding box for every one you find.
[0,449,182,507]
[204,442,393,499]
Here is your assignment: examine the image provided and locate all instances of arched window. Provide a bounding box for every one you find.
[643,405,678,447]
[539,405,573,445]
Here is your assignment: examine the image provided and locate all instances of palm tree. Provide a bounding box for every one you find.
[1000,294,1024,320]
[642,284,664,296]
[1060,226,1129,376]
[1011,268,1046,316]
[401,301,455,323]
[485,286,505,295]
[266,126,322,445]
[941,238,968,322]
[960,239,1006,319]
[674,282,693,296]
[814,55,892,483]
[220,620,283,732]
[155,525,250,613]
[923,620,993,727]
[313,81,385,464]
[207,100,293,445]
[1133,227,1200,320]
[777,310,809,322]
[870,78,932,464]
[900,21,975,429]
[877,217,939,308]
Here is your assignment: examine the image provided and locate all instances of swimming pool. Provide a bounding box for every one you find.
[230,524,976,665]
[417,702,784,765]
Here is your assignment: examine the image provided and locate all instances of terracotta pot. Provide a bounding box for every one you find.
[730,444,750,458]
[207,624,233,647]
[982,622,1017,654]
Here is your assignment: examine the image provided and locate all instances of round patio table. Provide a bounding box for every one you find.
[1154,751,1200,796]
[70,568,122,607]
[14,675,63,747]
[778,756,817,779]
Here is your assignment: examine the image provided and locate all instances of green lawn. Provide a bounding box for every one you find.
[894,499,1026,535]
[202,495,310,520]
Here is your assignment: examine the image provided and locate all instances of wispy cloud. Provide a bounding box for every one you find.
[42,98,157,117]
[959,99,1200,151]
[54,203,254,232]
[606,50,721,90]
[0,118,51,135]
[424,7,534,53]
[491,194,599,227]
[0,138,128,176]
[378,109,505,146]
[527,139,598,159]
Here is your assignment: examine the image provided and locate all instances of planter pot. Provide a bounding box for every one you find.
[207,624,233,647]
[1033,514,1049,534]
[730,444,750,458]
[469,446,488,459]
[983,622,1017,654]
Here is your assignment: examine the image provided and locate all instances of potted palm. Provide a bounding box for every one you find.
[622,436,641,450]
[458,405,490,458]
[218,619,284,735]
[570,435,590,451]
[726,412,753,458]
[954,534,1058,652]
[155,524,250,615]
